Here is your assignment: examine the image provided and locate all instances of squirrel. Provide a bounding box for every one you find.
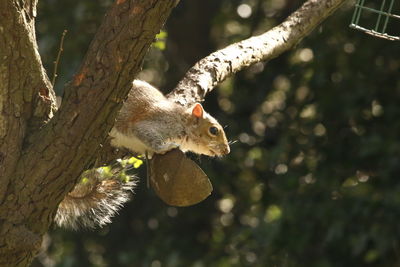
[109,80,230,157]
[55,80,230,229]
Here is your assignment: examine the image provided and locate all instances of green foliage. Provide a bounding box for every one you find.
[78,158,143,186]
[34,0,400,267]
[119,157,144,169]
[152,31,168,51]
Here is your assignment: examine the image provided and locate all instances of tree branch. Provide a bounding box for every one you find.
[167,0,348,105]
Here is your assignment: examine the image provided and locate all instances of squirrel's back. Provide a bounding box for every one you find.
[114,80,182,131]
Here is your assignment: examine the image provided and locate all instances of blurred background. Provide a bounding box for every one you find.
[33,0,400,266]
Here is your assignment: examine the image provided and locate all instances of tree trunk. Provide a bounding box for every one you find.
[0,0,176,265]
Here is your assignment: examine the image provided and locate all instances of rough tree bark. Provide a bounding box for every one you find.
[0,0,177,265]
[0,0,346,266]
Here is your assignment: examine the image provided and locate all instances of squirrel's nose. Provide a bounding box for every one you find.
[223,145,230,155]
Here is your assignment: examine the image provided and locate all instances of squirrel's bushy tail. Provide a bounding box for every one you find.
[55,167,137,230]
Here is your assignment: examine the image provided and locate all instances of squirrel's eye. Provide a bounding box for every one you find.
[209,126,219,136]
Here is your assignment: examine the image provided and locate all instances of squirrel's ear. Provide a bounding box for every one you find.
[192,103,204,118]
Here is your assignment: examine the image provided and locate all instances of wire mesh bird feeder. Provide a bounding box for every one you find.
[350,0,400,40]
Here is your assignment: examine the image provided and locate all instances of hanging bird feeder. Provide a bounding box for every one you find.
[350,0,400,40]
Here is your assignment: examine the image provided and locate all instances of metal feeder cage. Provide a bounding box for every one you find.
[350,0,400,40]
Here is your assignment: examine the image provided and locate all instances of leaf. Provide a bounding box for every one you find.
[149,149,213,207]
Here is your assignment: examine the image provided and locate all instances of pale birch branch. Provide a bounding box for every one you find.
[168,0,348,105]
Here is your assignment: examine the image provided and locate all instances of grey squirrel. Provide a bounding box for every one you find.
[55,80,230,229]
[110,80,230,157]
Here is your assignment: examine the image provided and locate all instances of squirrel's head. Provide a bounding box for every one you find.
[183,103,230,157]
